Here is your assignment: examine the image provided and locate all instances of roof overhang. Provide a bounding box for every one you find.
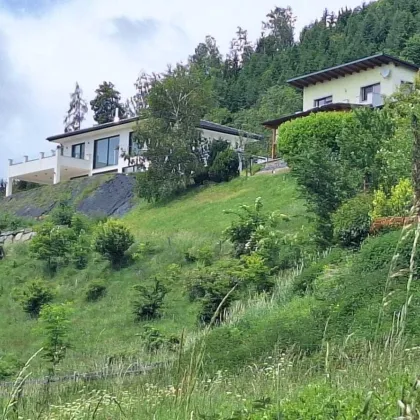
[262,103,367,130]
[47,118,263,142]
[287,53,420,89]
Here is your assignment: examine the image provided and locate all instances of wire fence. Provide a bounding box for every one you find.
[0,361,165,396]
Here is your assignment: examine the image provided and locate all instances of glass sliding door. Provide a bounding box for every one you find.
[108,136,120,166]
[94,136,120,169]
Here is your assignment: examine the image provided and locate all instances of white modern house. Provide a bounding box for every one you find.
[6,116,262,197]
[263,53,420,157]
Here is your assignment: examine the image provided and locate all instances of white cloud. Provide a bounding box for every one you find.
[0,0,367,177]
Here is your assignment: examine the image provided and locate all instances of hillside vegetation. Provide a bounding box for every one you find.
[0,174,307,378]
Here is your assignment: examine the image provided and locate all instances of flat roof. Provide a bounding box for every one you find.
[47,118,263,142]
[287,53,420,89]
[262,103,366,129]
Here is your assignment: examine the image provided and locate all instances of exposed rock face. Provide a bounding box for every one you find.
[0,229,36,246]
[0,174,136,219]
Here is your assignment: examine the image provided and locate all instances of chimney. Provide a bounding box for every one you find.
[114,107,120,123]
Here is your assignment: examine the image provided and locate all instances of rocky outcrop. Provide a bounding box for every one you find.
[0,228,36,245]
[0,174,136,219]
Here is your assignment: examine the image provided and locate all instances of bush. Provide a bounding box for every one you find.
[85,280,107,302]
[30,223,76,270]
[0,212,31,232]
[71,233,91,269]
[70,213,92,235]
[133,279,168,321]
[185,246,214,266]
[332,193,372,248]
[186,259,241,325]
[140,325,180,353]
[208,149,240,183]
[292,248,345,296]
[50,200,75,226]
[0,353,22,380]
[14,279,54,318]
[371,178,413,219]
[207,139,230,167]
[93,219,134,266]
[200,296,324,372]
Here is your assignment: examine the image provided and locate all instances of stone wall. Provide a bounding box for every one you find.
[0,229,36,245]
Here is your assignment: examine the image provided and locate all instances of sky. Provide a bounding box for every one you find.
[0,0,367,177]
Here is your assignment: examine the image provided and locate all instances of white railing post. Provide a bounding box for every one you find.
[8,159,13,166]
[24,156,28,162]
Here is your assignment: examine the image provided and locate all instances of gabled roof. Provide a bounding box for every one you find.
[262,102,366,129]
[287,53,420,89]
[47,117,263,142]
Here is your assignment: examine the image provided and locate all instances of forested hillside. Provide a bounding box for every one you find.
[190,0,420,151]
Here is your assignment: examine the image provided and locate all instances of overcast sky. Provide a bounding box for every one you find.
[0,0,368,177]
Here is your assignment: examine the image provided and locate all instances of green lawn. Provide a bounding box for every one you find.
[0,174,309,376]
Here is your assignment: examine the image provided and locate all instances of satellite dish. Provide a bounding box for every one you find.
[381,68,391,78]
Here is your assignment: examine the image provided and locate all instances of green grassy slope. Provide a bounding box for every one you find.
[0,174,308,375]
[125,174,305,240]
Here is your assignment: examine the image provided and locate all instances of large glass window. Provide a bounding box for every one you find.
[129,131,143,155]
[94,136,120,169]
[71,143,85,159]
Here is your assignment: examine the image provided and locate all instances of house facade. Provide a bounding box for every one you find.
[263,53,420,158]
[6,117,261,197]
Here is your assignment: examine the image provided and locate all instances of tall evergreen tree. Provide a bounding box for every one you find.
[63,82,88,132]
[90,82,126,125]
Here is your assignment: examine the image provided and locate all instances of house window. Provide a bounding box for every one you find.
[71,143,85,159]
[314,96,333,107]
[360,83,381,102]
[93,136,120,169]
[129,132,142,155]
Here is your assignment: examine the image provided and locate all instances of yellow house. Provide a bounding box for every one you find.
[263,53,420,158]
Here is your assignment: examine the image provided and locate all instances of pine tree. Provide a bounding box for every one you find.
[90,81,126,125]
[63,82,88,133]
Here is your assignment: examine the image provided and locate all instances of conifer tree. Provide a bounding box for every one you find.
[63,82,88,132]
[90,81,126,125]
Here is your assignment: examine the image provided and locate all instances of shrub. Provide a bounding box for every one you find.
[224,197,268,257]
[93,219,134,266]
[71,233,91,269]
[0,353,21,380]
[70,213,92,235]
[38,303,73,375]
[207,139,230,167]
[208,149,239,183]
[185,246,214,266]
[85,280,107,302]
[30,223,76,270]
[186,259,242,325]
[50,200,75,226]
[371,178,413,219]
[0,212,28,232]
[15,279,54,318]
[292,248,345,296]
[332,193,372,248]
[133,279,168,321]
[238,254,273,293]
[140,325,180,353]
